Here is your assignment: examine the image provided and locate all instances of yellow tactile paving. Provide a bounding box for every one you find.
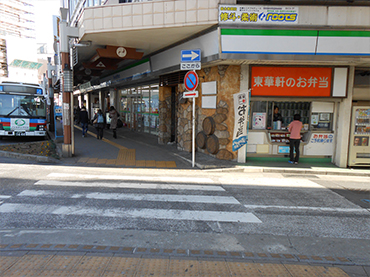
[74,256,111,271]
[96,159,108,164]
[0,254,351,277]
[86,158,98,164]
[146,160,156,167]
[43,255,83,271]
[135,160,146,167]
[0,256,21,272]
[198,260,230,276]
[284,264,350,277]
[254,263,290,276]
[166,161,177,168]
[156,161,167,168]
[4,269,39,276]
[68,269,104,277]
[168,259,200,276]
[38,269,71,277]
[10,254,53,270]
[102,257,140,276]
[227,262,263,276]
[135,258,170,276]
[106,159,117,165]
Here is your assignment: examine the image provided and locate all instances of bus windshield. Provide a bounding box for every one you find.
[0,94,46,118]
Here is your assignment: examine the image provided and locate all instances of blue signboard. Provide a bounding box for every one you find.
[181,49,201,62]
[278,146,290,154]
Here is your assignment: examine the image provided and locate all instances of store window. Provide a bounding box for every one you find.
[250,101,311,130]
[119,84,159,135]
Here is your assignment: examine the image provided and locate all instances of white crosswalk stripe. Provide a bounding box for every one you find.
[34,180,224,191]
[46,173,215,184]
[0,179,262,225]
[18,190,240,204]
[0,203,261,223]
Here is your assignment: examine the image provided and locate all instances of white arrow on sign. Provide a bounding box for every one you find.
[183,51,199,61]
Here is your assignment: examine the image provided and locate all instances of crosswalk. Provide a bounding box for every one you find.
[0,174,263,230]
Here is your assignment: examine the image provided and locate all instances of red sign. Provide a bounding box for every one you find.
[184,71,199,91]
[251,66,333,97]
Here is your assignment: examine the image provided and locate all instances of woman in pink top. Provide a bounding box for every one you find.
[288,114,303,164]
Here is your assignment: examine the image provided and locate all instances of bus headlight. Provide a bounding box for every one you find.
[38,125,45,131]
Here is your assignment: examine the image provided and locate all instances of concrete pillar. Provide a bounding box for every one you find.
[334,66,355,168]
[109,88,116,108]
[158,86,172,144]
[61,52,72,157]
[237,64,250,163]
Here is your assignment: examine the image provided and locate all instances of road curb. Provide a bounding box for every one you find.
[0,150,59,163]
[175,154,370,176]
[0,243,357,266]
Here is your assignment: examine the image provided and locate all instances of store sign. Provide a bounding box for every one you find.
[251,66,332,97]
[219,5,298,25]
[232,91,249,151]
[310,133,334,144]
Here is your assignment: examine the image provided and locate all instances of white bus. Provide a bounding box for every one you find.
[0,82,47,138]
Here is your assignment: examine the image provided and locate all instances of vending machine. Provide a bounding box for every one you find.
[348,106,370,166]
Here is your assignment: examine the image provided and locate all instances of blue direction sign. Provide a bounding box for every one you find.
[181,49,201,62]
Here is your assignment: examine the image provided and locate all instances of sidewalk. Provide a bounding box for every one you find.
[0,242,366,276]
[1,125,370,176]
[66,125,370,177]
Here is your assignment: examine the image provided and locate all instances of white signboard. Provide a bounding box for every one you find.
[183,90,199,98]
[232,91,249,151]
[219,5,298,25]
[202,81,217,95]
[181,62,201,71]
[202,95,217,109]
[11,118,29,131]
[304,133,334,156]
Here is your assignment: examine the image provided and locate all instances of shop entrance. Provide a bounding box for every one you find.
[127,94,144,131]
[119,85,159,134]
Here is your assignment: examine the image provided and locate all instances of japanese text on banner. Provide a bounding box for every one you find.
[232,91,249,151]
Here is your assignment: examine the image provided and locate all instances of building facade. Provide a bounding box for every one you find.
[59,0,370,167]
[0,0,42,83]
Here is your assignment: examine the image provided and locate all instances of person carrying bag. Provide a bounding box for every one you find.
[92,109,105,139]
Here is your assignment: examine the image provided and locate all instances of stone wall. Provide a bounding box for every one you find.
[176,65,241,160]
[158,86,172,144]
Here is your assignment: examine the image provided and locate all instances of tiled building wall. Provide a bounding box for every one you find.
[80,0,222,33]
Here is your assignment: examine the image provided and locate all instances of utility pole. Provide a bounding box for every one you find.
[59,7,78,157]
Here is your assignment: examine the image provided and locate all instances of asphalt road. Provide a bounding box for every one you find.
[0,160,369,264]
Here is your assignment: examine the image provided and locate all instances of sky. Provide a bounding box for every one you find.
[34,0,61,53]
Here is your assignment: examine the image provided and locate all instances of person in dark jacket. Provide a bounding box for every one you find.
[109,106,119,139]
[79,106,89,137]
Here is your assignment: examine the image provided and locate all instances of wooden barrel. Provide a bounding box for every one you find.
[206,134,219,154]
[202,117,216,135]
[196,131,207,149]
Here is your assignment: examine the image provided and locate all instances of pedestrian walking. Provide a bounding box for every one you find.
[93,109,105,140]
[288,114,303,164]
[79,106,89,137]
[109,106,119,139]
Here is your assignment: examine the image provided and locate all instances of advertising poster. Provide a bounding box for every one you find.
[219,5,298,25]
[252,113,266,129]
[232,91,250,151]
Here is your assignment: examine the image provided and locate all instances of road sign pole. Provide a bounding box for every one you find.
[192,98,195,168]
